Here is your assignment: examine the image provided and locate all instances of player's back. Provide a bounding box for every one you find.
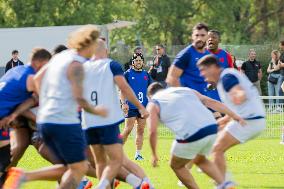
[0,65,35,118]
[82,58,124,128]
[217,68,265,119]
[152,87,217,140]
[37,50,87,124]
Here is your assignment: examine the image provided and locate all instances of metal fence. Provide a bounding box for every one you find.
[128,96,284,140]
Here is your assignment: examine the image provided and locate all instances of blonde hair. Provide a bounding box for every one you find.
[67,25,100,50]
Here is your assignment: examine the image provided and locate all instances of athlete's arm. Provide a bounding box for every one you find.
[120,91,129,115]
[114,75,149,118]
[194,90,245,125]
[33,63,49,94]
[67,61,108,117]
[146,102,160,167]
[166,65,183,87]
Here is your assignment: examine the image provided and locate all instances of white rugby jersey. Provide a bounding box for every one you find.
[37,50,87,124]
[217,68,265,119]
[81,58,124,129]
[151,87,217,140]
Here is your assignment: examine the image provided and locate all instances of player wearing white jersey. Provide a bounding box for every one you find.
[197,54,266,178]
[147,82,243,189]
[82,39,151,189]
[3,25,106,189]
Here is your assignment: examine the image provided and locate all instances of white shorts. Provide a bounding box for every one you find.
[171,134,217,159]
[225,118,265,143]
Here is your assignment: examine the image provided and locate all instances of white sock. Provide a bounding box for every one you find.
[136,150,141,155]
[126,173,142,187]
[96,179,110,189]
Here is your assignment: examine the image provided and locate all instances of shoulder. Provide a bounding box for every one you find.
[109,60,123,76]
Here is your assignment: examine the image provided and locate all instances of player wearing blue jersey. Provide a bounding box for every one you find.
[0,48,51,187]
[166,23,209,94]
[121,53,152,160]
[198,54,266,178]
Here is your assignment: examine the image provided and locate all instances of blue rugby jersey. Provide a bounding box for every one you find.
[124,68,152,109]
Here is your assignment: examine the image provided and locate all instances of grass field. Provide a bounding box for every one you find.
[18,138,284,189]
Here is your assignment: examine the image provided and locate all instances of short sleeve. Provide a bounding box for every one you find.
[110,61,124,76]
[173,49,190,70]
[222,73,240,92]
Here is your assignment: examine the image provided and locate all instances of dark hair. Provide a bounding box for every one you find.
[147,82,165,96]
[197,54,220,68]
[280,40,284,46]
[12,50,19,54]
[30,48,52,61]
[208,29,221,38]
[156,44,165,49]
[193,23,209,32]
[131,52,144,64]
[53,44,68,55]
[134,46,142,53]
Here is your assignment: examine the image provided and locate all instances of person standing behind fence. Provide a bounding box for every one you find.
[148,44,171,87]
[241,49,262,95]
[277,40,284,104]
[5,50,24,73]
[267,50,281,111]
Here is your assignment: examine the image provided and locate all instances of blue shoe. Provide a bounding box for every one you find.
[135,154,144,160]
[77,178,93,189]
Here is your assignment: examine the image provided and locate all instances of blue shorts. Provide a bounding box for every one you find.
[0,129,9,141]
[38,123,86,164]
[84,124,123,145]
[125,109,142,118]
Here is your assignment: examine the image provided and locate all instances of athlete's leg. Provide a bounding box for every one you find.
[90,145,107,179]
[135,118,146,156]
[9,127,30,167]
[170,155,199,189]
[211,130,239,177]
[121,117,136,143]
[95,144,123,189]
[194,155,224,185]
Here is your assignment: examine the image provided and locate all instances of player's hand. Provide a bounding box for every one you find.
[151,155,158,167]
[121,104,129,115]
[94,105,108,117]
[138,107,149,119]
[234,115,246,126]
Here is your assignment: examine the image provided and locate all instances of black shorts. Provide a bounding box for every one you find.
[125,109,142,118]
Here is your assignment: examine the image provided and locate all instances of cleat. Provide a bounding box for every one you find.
[135,154,144,161]
[135,181,150,189]
[3,167,25,189]
[110,179,120,189]
[77,178,93,189]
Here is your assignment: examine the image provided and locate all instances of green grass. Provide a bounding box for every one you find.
[18,138,284,189]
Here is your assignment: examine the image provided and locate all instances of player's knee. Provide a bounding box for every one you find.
[70,161,88,175]
[212,144,225,154]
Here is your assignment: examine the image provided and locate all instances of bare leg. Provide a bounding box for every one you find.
[121,117,136,144]
[211,130,240,177]
[136,118,146,152]
[170,155,199,189]
[122,154,146,178]
[59,160,88,189]
[194,155,224,185]
[90,145,107,179]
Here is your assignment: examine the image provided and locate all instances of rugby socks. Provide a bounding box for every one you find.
[135,150,141,156]
[96,178,110,189]
[126,173,142,188]
[142,177,154,188]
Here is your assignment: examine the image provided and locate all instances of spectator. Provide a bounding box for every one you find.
[5,50,24,73]
[231,55,239,70]
[148,44,171,87]
[241,49,262,95]
[124,46,143,71]
[278,40,284,103]
[267,50,281,110]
